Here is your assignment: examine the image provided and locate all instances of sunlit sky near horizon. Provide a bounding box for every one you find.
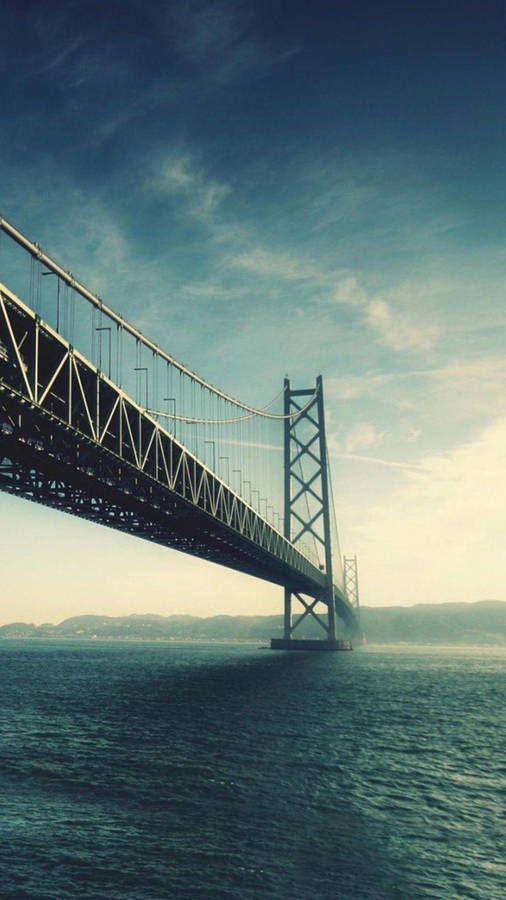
[0,0,505,626]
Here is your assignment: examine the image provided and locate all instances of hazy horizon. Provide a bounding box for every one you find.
[1,597,504,630]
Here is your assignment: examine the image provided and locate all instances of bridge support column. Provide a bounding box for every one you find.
[283,587,291,640]
[272,376,351,650]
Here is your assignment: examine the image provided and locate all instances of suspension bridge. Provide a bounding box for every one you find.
[0,214,360,649]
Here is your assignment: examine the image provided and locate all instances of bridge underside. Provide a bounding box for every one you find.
[0,386,326,598]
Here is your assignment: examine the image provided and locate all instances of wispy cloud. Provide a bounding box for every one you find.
[406,427,422,442]
[329,358,506,400]
[88,2,298,143]
[333,274,440,351]
[344,422,386,453]
[334,452,423,471]
[327,357,506,460]
[327,373,392,400]
[161,156,196,189]
[333,276,367,306]
[228,247,318,281]
[366,297,439,350]
[149,150,231,224]
[227,249,441,353]
[181,280,247,301]
[35,36,87,77]
[172,0,252,64]
[170,0,299,87]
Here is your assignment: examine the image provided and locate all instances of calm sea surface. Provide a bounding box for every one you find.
[0,641,504,900]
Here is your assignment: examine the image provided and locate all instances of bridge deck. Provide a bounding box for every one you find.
[0,282,340,601]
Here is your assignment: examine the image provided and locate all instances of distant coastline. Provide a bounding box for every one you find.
[1,601,505,646]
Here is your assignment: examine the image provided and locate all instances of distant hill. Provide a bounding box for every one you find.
[358,601,506,645]
[1,601,505,644]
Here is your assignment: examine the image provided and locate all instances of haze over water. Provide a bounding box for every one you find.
[0,641,504,899]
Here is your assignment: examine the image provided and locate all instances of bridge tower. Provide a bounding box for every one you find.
[271,376,352,650]
[344,555,360,612]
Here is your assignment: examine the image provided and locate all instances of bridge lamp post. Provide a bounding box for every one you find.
[219,455,229,483]
[134,367,149,408]
[252,489,260,510]
[96,326,112,378]
[41,270,61,331]
[204,440,216,472]
[267,504,273,524]
[243,480,252,504]
[232,468,242,495]
[260,497,267,517]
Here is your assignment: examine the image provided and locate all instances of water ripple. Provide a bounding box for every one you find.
[0,641,504,899]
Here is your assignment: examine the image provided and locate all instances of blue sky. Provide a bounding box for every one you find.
[0,0,505,624]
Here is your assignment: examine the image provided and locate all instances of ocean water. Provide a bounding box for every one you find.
[0,641,504,900]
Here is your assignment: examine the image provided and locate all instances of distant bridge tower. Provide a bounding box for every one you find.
[344,555,360,613]
[271,376,352,650]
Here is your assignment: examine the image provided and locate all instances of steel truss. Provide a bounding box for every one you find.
[0,282,329,594]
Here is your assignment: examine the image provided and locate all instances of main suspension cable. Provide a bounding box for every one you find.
[145,387,317,424]
[0,214,315,420]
